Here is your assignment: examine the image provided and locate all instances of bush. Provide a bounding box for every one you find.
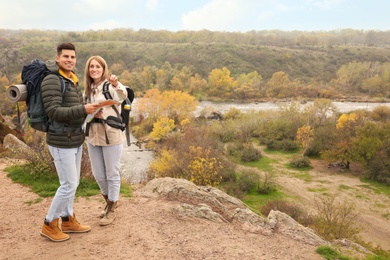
[257,171,277,194]
[8,127,92,178]
[279,139,299,151]
[289,155,311,168]
[226,142,242,157]
[310,195,360,241]
[265,139,299,152]
[237,169,259,192]
[241,143,262,162]
[220,181,246,200]
[368,149,390,185]
[260,200,313,226]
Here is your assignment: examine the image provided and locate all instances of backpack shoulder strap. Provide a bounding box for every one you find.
[102,81,120,117]
[102,81,112,100]
[58,75,66,95]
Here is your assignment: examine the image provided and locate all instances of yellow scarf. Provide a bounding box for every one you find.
[58,69,79,84]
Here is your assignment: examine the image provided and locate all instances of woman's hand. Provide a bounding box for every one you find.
[94,107,103,118]
[108,73,118,87]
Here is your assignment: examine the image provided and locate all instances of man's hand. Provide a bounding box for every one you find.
[85,103,101,114]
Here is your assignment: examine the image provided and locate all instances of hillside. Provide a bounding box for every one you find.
[2,39,390,83]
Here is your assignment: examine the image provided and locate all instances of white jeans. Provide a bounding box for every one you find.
[87,143,122,202]
[45,145,82,222]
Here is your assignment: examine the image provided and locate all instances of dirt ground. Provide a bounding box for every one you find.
[268,153,390,252]
[0,152,389,259]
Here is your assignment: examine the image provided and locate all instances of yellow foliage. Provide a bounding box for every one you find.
[180,118,190,128]
[208,67,238,95]
[149,150,179,178]
[137,89,198,123]
[150,117,175,141]
[336,113,357,129]
[296,125,314,150]
[186,146,223,186]
[149,146,223,187]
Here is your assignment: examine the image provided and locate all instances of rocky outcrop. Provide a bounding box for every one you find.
[0,121,24,144]
[266,210,327,246]
[3,133,32,158]
[137,177,326,246]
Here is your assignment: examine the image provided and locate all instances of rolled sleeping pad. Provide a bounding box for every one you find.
[6,84,27,102]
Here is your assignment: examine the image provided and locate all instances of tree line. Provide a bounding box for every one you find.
[1,29,390,104]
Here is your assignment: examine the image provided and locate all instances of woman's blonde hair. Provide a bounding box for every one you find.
[84,55,109,97]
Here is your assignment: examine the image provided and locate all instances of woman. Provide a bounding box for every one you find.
[84,56,127,226]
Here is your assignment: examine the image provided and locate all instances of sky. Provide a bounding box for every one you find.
[0,0,389,32]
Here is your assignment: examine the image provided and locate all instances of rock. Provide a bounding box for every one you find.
[137,177,328,244]
[3,134,32,158]
[266,210,327,246]
[137,177,256,223]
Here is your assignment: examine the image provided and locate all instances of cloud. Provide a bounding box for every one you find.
[305,0,345,9]
[258,4,289,22]
[181,0,251,31]
[145,0,159,12]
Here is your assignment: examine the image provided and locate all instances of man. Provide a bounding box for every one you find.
[39,42,101,242]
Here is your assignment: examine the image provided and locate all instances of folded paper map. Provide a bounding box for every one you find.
[97,99,120,107]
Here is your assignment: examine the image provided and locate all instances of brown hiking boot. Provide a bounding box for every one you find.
[40,218,70,242]
[99,194,108,218]
[100,200,117,226]
[61,214,91,233]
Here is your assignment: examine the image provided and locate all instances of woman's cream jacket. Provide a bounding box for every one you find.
[85,80,127,146]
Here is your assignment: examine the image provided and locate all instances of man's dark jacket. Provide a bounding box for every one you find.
[41,61,86,148]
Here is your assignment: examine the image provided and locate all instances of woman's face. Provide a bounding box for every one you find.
[89,59,104,83]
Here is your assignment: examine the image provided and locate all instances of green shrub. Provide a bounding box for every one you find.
[226,143,242,157]
[265,139,299,151]
[237,169,259,192]
[311,195,360,241]
[368,149,390,185]
[289,155,311,168]
[256,171,277,195]
[241,144,262,162]
[220,181,246,200]
[279,139,299,151]
[316,245,352,260]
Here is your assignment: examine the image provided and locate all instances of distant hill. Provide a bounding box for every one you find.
[1,29,390,84]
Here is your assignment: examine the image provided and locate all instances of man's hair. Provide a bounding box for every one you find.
[57,42,76,55]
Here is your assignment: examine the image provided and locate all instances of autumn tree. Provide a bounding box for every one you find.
[137,89,198,125]
[265,71,292,98]
[332,61,390,97]
[188,73,207,97]
[208,67,238,99]
[150,117,175,141]
[323,112,367,169]
[170,65,193,92]
[235,71,263,100]
[119,70,133,88]
[140,66,157,90]
[296,125,314,155]
[302,99,337,127]
[155,61,174,91]
[109,63,124,76]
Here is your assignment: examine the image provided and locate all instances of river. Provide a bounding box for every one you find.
[121,100,390,184]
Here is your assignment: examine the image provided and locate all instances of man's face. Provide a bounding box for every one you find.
[56,49,76,73]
